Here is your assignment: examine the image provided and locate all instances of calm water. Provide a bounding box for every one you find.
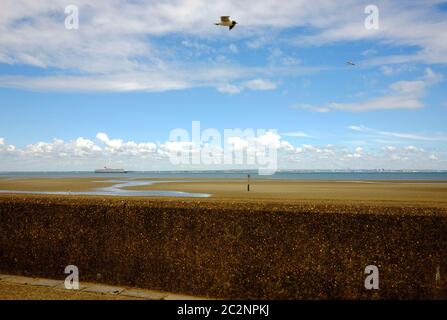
[1,171,447,181]
[0,179,210,198]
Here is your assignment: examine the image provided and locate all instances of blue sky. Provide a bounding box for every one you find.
[0,0,447,171]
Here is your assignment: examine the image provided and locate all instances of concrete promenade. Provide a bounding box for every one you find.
[0,274,207,300]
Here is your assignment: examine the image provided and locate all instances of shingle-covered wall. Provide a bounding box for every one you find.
[0,196,446,299]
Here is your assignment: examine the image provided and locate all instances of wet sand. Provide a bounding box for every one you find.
[0,177,117,192]
[125,179,447,205]
[1,177,447,206]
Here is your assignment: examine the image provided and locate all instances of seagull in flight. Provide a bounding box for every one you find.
[215,16,238,30]
[346,61,356,66]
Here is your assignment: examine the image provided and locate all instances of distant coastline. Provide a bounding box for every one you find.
[1,170,447,181]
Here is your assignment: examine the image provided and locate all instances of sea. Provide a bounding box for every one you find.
[1,171,447,181]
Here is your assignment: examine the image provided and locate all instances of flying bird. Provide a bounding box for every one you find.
[346,61,356,66]
[215,16,238,30]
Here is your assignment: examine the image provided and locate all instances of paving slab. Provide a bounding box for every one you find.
[121,289,167,300]
[54,282,88,291]
[30,279,64,288]
[0,282,134,300]
[0,274,208,300]
[82,284,125,295]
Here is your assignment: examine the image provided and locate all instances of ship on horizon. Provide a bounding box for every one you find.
[94,166,127,174]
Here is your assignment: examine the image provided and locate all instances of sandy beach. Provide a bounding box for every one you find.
[125,179,447,204]
[0,177,117,192]
[1,177,446,206]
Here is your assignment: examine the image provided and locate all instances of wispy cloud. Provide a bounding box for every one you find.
[217,83,241,94]
[217,78,278,94]
[290,104,331,113]
[1,1,446,93]
[242,79,277,91]
[293,68,443,112]
[348,125,447,142]
[293,1,447,65]
[0,0,334,93]
[281,132,314,138]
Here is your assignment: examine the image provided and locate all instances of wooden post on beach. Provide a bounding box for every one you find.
[247,174,250,192]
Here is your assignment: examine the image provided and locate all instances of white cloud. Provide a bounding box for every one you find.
[225,132,297,155]
[96,133,157,155]
[380,65,416,77]
[227,137,249,151]
[280,141,295,152]
[228,44,239,54]
[217,84,241,94]
[390,80,426,95]
[348,125,447,142]
[243,79,277,91]
[246,36,270,49]
[3,1,443,94]
[1,132,445,170]
[403,145,424,153]
[362,48,377,57]
[382,146,397,152]
[344,147,364,159]
[217,78,278,94]
[159,141,197,155]
[268,48,300,66]
[302,144,322,153]
[181,40,215,55]
[0,0,322,93]
[381,66,394,76]
[329,95,424,112]
[292,1,447,65]
[348,126,363,131]
[72,138,102,156]
[0,138,16,153]
[298,68,443,112]
[23,138,101,158]
[282,132,313,138]
[257,132,296,152]
[0,74,191,92]
[257,132,281,148]
[378,145,441,163]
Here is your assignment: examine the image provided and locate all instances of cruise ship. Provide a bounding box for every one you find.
[94,167,128,174]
